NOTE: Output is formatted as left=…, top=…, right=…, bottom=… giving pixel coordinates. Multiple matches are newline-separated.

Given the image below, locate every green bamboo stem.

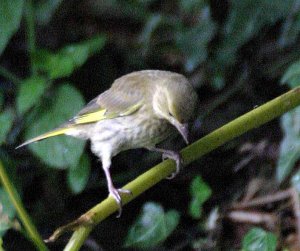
left=0, top=161, right=49, bottom=251
left=59, top=87, right=300, bottom=251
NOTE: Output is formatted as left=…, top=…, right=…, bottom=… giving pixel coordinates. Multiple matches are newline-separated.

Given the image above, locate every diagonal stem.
left=56, top=87, right=300, bottom=251
left=0, top=161, right=49, bottom=251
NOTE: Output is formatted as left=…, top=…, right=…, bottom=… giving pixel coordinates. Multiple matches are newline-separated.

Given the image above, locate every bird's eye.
left=168, top=112, right=174, bottom=117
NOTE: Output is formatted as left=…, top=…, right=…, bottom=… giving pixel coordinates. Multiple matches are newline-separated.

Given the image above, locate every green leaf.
left=16, top=76, right=48, bottom=115
left=281, top=59, right=300, bottom=88
left=211, top=73, right=226, bottom=90
left=291, top=170, right=300, bottom=193
left=0, top=188, right=16, bottom=237
left=176, top=6, right=216, bottom=72
left=25, top=83, right=86, bottom=169
left=124, top=202, right=180, bottom=249
left=67, top=154, right=91, bottom=194
left=33, top=35, right=106, bottom=79
left=0, top=0, right=25, bottom=56
left=189, top=175, right=212, bottom=219
left=279, top=7, right=300, bottom=47
left=276, top=107, right=300, bottom=183
left=34, top=0, right=63, bottom=25
left=242, top=227, right=277, bottom=251
left=0, top=109, right=14, bottom=145
left=216, top=0, right=294, bottom=67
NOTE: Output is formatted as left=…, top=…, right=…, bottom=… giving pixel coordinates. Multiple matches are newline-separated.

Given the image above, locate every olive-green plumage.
left=18, top=70, right=199, bottom=215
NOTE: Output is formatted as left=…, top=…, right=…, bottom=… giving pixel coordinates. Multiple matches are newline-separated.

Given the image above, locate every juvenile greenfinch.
left=18, top=70, right=199, bottom=215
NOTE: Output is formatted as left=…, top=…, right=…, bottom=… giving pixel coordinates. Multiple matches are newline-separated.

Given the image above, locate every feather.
left=16, top=127, right=72, bottom=149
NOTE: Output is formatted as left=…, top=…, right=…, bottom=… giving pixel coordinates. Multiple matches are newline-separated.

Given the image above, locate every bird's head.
left=152, top=74, right=199, bottom=144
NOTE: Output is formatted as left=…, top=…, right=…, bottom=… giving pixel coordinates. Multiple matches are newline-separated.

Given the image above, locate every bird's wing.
left=68, top=98, right=143, bottom=125
left=16, top=91, right=143, bottom=149
left=67, top=84, right=144, bottom=126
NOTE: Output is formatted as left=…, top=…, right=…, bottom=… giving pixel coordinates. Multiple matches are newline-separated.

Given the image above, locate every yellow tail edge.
left=16, top=127, right=71, bottom=149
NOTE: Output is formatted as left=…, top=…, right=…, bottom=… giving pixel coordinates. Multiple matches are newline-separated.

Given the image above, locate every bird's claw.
left=162, top=151, right=183, bottom=179
left=109, top=187, right=132, bottom=217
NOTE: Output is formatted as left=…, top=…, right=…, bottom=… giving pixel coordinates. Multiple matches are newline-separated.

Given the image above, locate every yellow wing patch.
left=72, top=109, right=107, bottom=124
left=71, top=101, right=143, bottom=125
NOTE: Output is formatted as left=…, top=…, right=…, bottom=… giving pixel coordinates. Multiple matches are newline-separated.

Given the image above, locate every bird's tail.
left=16, top=127, right=72, bottom=149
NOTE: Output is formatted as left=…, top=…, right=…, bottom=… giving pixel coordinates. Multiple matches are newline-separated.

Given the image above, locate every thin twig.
left=232, top=189, right=292, bottom=210
left=290, top=188, right=300, bottom=247
left=227, top=210, right=277, bottom=229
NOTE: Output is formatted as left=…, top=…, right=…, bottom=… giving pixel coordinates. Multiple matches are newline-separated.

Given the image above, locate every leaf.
left=281, top=59, right=300, bottom=88
left=216, top=0, right=294, bottom=66
left=16, top=76, right=48, bottom=115
left=188, top=175, right=212, bottom=219
left=34, top=0, right=63, bottom=25
left=0, top=188, right=16, bottom=237
left=211, top=73, right=226, bottom=90
left=33, top=35, right=107, bottom=79
left=25, top=83, right=86, bottom=169
left=242, top=227, right=277, bottom=251
left=176, top=6, right=216, bottom=72
left=0, top=0, right=25, bottom=56
left=0, top=109, right=14, bottom=145
left=124, top=202, right=180, bottom=249
left=291, top=170, right=300, bottom=193
left=276, top=106, right=300, bottom=183
left=67, top=154, right=91, bottom=194
left=278, top=3, right=300, bottom=47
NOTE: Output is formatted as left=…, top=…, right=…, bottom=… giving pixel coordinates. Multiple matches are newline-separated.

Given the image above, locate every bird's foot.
left=109, top=186, right=132, bottom=217
left=162, top=151, right=183, bottom=179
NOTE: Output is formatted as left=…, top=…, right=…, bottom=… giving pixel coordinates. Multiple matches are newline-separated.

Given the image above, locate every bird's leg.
left=101, top=156, right=132, bottom=217
left=147, top=147, right=183, bottom=179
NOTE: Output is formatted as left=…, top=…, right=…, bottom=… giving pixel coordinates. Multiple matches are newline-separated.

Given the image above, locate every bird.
left=17, top=70, right=199, bottom=216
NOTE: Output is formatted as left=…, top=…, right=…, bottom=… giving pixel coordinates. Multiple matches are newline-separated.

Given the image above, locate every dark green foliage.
left=1, top=0, right=300, bottom=249
left=25, top=84, right=85, bottom=169
left=67, top=153, right=91, bottom=194
left=242, top=227, right=277, bottom=251
left=34, top=0, right=63, bottom=25
left=0, top=0, right=24, bottom=55
left=32, top=35, right=106, bottom=79
left=276, top=106, right=300, bottom=182
left=216, top=0, right=294, bottom=66
left=16, top=76, right=48, bottom=115
left=124, top=202, right=180, bottom=249
left=0, top=189, right=16, bottom=237
left=292, top=170, right=300, bottom=192
left=188, top=175, right=212, bottom=219
left=0, top=109, right=14, bottom=145
left=0, top=93, right=3, bottom=110
left=281, top=59, right=300, bottom=88
left=176, top=7, right=216, bottom=72
left=277, top=72, right=300, bottom=182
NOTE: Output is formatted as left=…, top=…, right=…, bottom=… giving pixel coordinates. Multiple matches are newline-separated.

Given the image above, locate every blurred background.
left=0, top=0, right=300, bottom=250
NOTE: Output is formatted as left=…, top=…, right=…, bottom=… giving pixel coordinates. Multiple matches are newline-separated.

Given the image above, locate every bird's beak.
left=173, top=121, right=189, bottom=144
